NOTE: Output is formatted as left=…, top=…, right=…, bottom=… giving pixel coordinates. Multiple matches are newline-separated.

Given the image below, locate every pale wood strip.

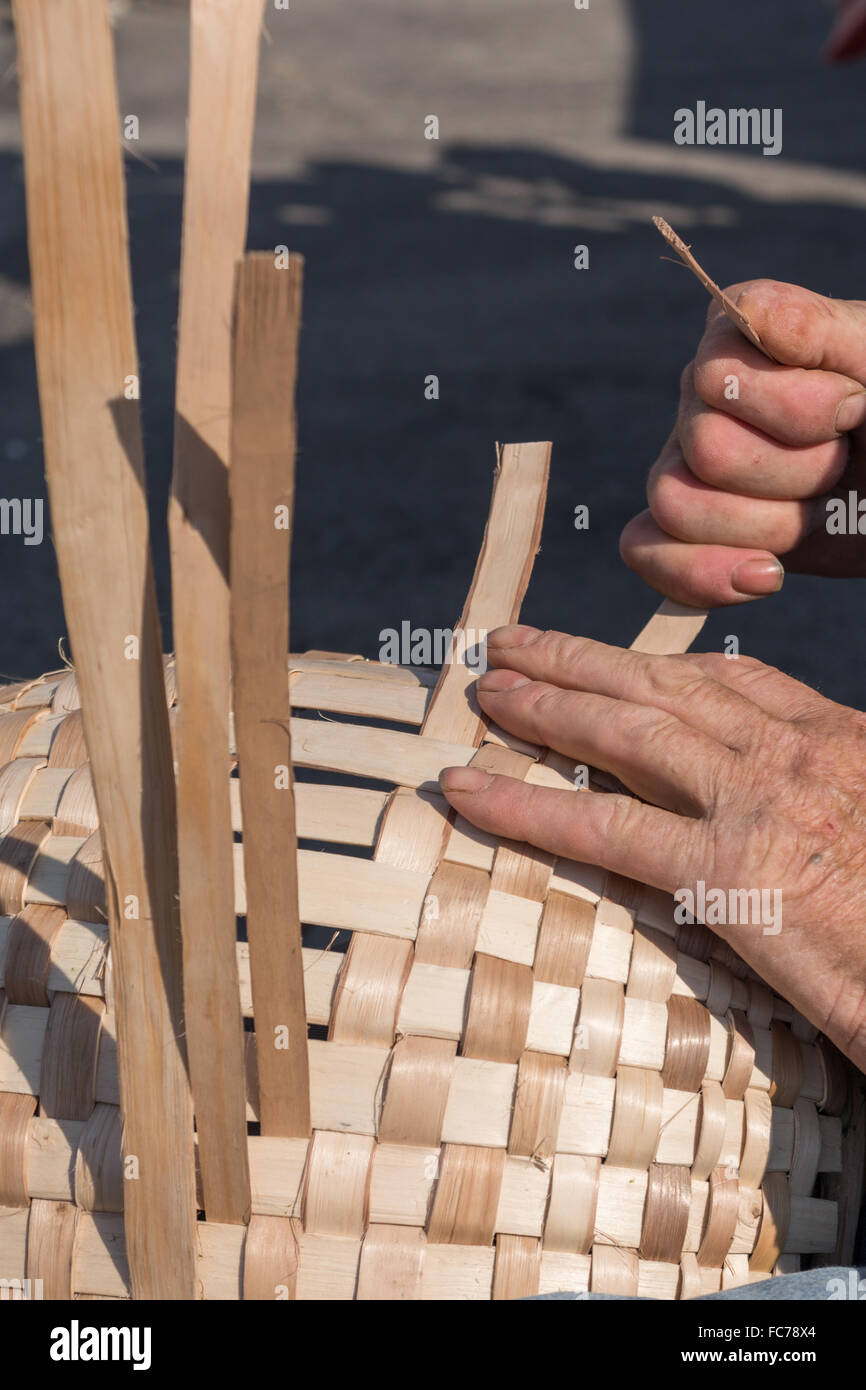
left=23, top=836, right=85, bottom=907
left=594, top=1165, right=647, bottom=1247
left=196, top=1220, right=245, bottom=1300
left=75, top=1102, right=123, bottom=1213
left=525, top=980, right=580, bottom=1056
left=427, top=1143, right=506, bottom=1245
left=640, top=1163, right=691, bottom=1262
left=492, top=1234, right=541, bottom=1300
left=630, top=598, right=708, bottom=656
left=357, top=1224, right=426, bottom=1301
left=557, top=1073, right=616, bottom=1158
left=290, top=716, right=472, bottom=789
left=235, top=845, right=429, bottom=936
left=538, top=1250, right=591, bottom=1295
left=413, top=860, right=489, bottom=968
left=533, top=889, right=594, bottom=988
left=39, top=992, right=104, bottom=1121
left=329, top=934, right=413, bottom=1047
left=0, top=1203, right=28, bottom=1281
left=247, top=1136, right=308, bottom=1218
left=418, top=1244, right=495, bottom=1300
left=253, top=781, right=386, bottom=846
left=396, top=962, right=469, bottom=1041
left=65, top=832, right=106, bottom=925
left=24, top=1118, right=83, bottom=1203
left=167, top=0, right=263, bottom=1226
left=45, top=919, right=109, bottom=999
left=462, top=953, right=532, bottom=1063
left=242, top=1214, right=300, bottom=1300
left=0, top=1000, right=48, bottom=1095
left=0, top=820, right=51, bottom=915
left=46, top=710, right=87, bottom=768
left=543, top=1154, right=600, bottom=1254
left=302, top=1131, right=375, bottom=1238
left=12, top=0, right=197, bottom=1295
left=750, top=1172, right=791, bottom=1271
left=508, top=1051, right=567, bottom=1160
left=73, top=1212, right=129, bottom=1298
left=441, top=1058, right=517, bottom=1149
left=378, top=1036, right=457, bottom=1148
left=19, top=767, right=74, bottom=823
left=290, top=671, right=427, bottom=724
left=0, top=1091, right=37, bottom=1205
left=368, top=1143, right=436, bottom=1226
left=53, top=765, right=98, bottom=837
left=422, top=443, right=551, bottom=747
left=369, top=443, right=550, bottom=874
left=26, top=1197, right=77, bottom=1299
left=0, top=760, right=46, bottom=837
left=606, top=1065, right=663, bottom=1170
left=3, top=905, right=66, bottom=1005
left=295, top=1233, right=361, bottom=1301
left=785, top=1194, right=837, bottom=1254
left=591, top=1244, right=639, bottom=1295
left=697, top=1167, right=739, bottom=1267
left=495, top=1156, right=550, bottom=1237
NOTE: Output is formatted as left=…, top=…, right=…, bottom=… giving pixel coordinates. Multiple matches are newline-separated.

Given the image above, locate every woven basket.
left=4, top=0, right=864, bottom=1303
left=0, top=441, right=863, bottom=1300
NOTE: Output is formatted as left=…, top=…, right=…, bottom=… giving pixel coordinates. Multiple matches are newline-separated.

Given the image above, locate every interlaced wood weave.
left=2, top=0, right=863, bottom=1303
left=0, top=442, right=862, bottom=1300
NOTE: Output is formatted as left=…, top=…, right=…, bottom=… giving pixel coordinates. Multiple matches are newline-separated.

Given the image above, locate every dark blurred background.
left=0, top=0, right=864, bottom=703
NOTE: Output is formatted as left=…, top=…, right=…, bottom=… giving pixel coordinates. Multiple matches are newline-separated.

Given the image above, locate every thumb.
left=724, top=279, right=866, bottom=384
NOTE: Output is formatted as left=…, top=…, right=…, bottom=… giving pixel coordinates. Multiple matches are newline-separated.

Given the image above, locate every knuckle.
left=691, top=352, right=728, bottom=407
left=638, top=654, right=703, bottom=702
left=682, top=411, right=735, bottom=487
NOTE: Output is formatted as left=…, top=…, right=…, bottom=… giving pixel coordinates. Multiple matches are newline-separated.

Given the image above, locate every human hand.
left=440, top=624, right=866, bottom=1071
left=620, top=280, right=866, bottom=605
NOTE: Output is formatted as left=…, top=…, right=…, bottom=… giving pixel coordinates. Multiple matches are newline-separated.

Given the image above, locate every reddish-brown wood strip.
left=230, top=252, right=310, bottom=1137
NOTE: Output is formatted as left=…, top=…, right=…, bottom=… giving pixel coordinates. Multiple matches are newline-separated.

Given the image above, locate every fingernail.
left=439, top=766, right=494, bottom=793
left=835, top=390, right=866, bottom=433
left=730, top=557, right=785, bottom=596
left=476, top=669, right=530, bottom=693
left=487, top=624, right=542, bottom=648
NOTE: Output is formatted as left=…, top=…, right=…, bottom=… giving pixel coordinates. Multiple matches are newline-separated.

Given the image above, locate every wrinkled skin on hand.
left=619, top=279, right=866, bottom=605
left=440, top=625, right=866, bottom=1072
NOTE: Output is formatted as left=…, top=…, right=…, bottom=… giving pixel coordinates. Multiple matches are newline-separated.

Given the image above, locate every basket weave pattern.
left=0, top=644, right=857, bottom=1300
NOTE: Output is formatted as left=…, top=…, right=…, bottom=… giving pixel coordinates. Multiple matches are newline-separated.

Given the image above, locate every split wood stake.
left=642, top=216, right=784, bottom=650
left=13, top=0, right=197, bottom=1298
left=229, top=253, right=311, bottom=1136
left=168, top=0, right=265, bottom=1224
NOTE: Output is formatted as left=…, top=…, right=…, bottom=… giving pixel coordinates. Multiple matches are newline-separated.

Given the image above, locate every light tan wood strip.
left=12, top=0, right=197, bottom=1297
left=167, top=0, right=263, bottom=1226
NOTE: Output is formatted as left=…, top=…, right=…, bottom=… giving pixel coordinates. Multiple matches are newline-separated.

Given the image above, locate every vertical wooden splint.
left=168, top=0, right=265, bottom=1226
left=12, top=0, right=197, bottom=1298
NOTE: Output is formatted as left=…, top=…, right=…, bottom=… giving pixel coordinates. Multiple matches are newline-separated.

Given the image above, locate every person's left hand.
left=439, top=623, right=866, bottom=1072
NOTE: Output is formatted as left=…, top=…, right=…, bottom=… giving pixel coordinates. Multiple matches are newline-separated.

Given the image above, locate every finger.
left=620, top=509, right=784, bottom=607
left=647, top=440, right=823, bottom=551
left=484, top=623, right=769, bottom=749
left=678, top=372, right=849, bottom=499
left=438, top=767, right=711, bottom=893
left=715, top=279, right=866, bottom=382
left=474, top=669, right=730, bottom=814
left=677, top=652, right=830, bottom=722
left=692, top=312, right=866, bottom=447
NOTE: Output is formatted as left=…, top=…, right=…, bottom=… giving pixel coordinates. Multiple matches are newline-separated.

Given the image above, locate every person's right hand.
left=620, top=280, right=866, bottom=606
